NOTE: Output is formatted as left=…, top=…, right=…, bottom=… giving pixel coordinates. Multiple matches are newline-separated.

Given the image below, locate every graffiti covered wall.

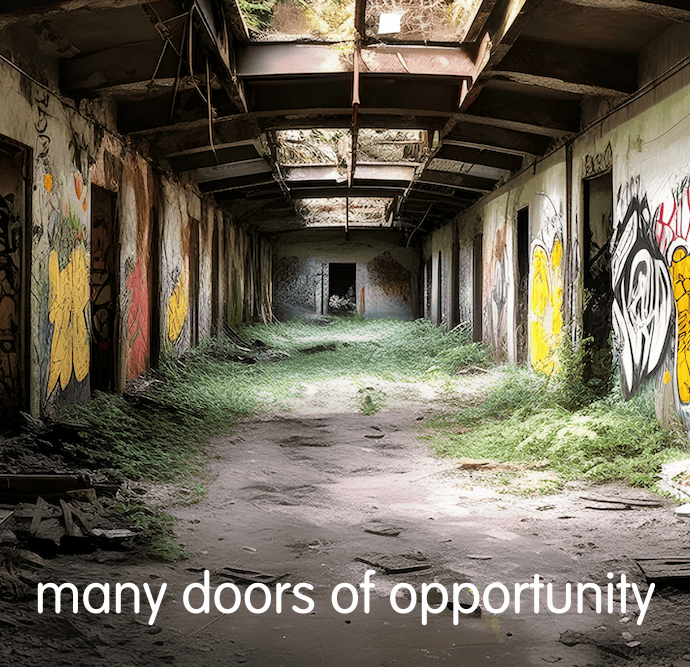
left=275, top=229, right=417, bottom=321
left=0, top=150, right=25, bottom=414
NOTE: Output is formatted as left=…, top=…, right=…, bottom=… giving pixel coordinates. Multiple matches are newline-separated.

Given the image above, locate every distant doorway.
left=0, top=139, right=28, bottom=419
left=90, top=186, right=118, bottom=392
left=516, top=206, right=529, bottom=363
left=583, top=171, right=614, bottom=393
left=328, top=263, right=356, bottom=314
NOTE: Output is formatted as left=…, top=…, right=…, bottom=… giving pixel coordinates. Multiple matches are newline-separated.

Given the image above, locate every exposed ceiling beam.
left=465, top=0, right=501, bottom=42
left=490, top=71, right=630, bottom=100
left=199, top=171, right=275, bottom=193
left=0, top=0, right=153, bottom=23
left=559, top=0, right=690, bottom=22
left=465, top=86, right=582, bottom=134
left=185, top=158, right=272, bottom=183
left=418, top=170, right=498, bottom=193
left=61, top=38, right=179, bottom=93
left=498, top=38, right=638, bottom=95
left=458, top=113, right=571, bottom=138
left=460, top=0, right=545, bottom=113
left=435, top=142, right=524, bottom=171
left=237, top=43, right=482, bottom=79
left=442, top=118, right=552, bottom=154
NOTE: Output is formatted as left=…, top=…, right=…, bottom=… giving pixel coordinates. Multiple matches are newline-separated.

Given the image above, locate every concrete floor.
left=7, top=383, right=690, bottom=667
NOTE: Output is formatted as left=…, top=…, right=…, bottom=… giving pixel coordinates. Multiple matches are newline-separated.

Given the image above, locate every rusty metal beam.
left=355, top=0, right=367, bottom=38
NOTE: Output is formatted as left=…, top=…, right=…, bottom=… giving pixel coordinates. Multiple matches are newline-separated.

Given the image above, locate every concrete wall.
left=274, top=229, right=418, bottom=321
left=424, top=27, right=690, bottom=429
left=0, top=52, right=272, bottom=420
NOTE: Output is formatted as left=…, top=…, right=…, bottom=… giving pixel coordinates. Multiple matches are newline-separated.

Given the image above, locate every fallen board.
left=0, top=474, right=91, bottom=501
left=635, top=557, right=690, bottom=581
left=355, top=553, right=432, bottom=574
left=0, top=509, right=13, bottom=532
left=219, top=567, right=288, bottom=585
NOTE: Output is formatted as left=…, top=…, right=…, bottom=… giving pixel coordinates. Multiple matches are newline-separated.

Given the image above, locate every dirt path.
left=4, top=380, right=690, bottom=666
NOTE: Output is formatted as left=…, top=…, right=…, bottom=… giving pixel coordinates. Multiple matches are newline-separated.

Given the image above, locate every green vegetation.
left=425, top=342, right=688, bottom=490
left=66, top=318, right=490, bottom=558
left=357, top=384, right=386, bottom=415
left=112, top=500, right=189, bottom=561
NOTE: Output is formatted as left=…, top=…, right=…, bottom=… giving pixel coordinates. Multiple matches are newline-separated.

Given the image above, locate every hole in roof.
left=276, top=129, right=349, bottom=166
left=296, top=197, right=393, bottom=227
left=358, top=129, right=427, bottom=163
left=365, top=0, right=484, bottom=43
left=239, top=0, right=355, bottom=42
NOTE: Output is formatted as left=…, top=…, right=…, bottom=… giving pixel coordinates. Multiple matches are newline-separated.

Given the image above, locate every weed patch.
left=426, top=361, right=688, bottom=490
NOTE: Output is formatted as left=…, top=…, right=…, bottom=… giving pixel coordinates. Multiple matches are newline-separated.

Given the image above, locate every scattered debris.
left=635, top=557, right=690, bottom=582
left=580, top=495, right=663, bottom=508
left=0, top=474, right=91, bottom=502
left=585, top=502, right=631, bottom=511
left=218, top=567, right=288, bottom=585
left=363, top=525, right=402, bottom=538
left=466, top=554, right=493, bottom=560
left=298, top=343, right=337, bottom=354
left=536, top=505, right=555, bottom=511
left=675, top=504, right=690, bottom=515
left=355, top=552, right=431, bottom=574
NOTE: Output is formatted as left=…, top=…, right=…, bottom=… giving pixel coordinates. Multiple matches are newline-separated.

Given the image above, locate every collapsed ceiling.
left=0, top=0, right=687, bottom=237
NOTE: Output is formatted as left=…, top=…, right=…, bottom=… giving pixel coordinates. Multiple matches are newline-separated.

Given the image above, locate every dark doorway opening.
left=0, top=139, right=28, bottom=420
left=328, top=263, right=356, bottom=314
left=189, top=217, right=200, bottom=346
left=435, top=251, right=443, bottom=326
left=90, top=186, right=119, bottom=392
left=149, top=205, right=161, bottom=368
left=583, top=172, right=614, bottom=393
left=424, top=258, right=432, bottom=320
left=473, top=234, right=483, bottom=342
left=516, top=206, right=530, bottom=363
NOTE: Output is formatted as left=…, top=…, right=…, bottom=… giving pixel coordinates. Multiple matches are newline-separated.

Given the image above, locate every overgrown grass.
left=426, top=360, right=689, bottom=490
left=243, top=317, right=493, bottom=385
left=65, top=318, right=490, bottom=558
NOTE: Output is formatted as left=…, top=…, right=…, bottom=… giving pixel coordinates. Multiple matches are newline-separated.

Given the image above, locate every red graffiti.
left=125, top=259, right=150, bottom=380
left=655, top=180, right=690, bottom=255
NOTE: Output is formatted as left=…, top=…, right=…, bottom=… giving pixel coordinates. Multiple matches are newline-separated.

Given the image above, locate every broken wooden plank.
left=0, top=474, right=91, bottom=501
left=355, top=553, right=432, bottom=574
left=29, top=497, right=48, bottom=537
left=219, top=567, right=288, bottom=585
left=635, top=557, right=690, bottom=581
left=363, top=525, right=402, bottom=538
left=585, top=503, right=631, bottom=511
left=581, top=495, right=663, bottom=508
left=0, top=509, right=14, bottom=533
left=59, top=500, right=83, bottom=538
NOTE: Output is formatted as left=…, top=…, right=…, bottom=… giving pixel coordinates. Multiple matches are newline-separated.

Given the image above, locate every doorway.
left=583, top=172, right=614, bottom=392
left=0, top=139, right=28, bottom=419
left=328, top=263, right=356, bottom=314
left=473, top=234, right=483, bottom=342
left=90, top=186, right=119, bottom=392
left=516, top=206, right=529, bottom=363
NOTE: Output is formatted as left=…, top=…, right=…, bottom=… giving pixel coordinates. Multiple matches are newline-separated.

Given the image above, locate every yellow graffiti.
left=664, top=369, right=672, bottom=385
left=167, top=271, right=188, bottom=342
left=48, top=246, right=90, bottom=392
left=44, top=174, right=53, bottom=192
left=671, top=246, right=690, bottom=403
left=530, top=238, right=563, bottom=375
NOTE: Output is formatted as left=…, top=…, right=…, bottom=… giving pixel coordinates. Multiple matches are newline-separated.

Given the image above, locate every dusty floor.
left=4, top=376, right=690, bottom=667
